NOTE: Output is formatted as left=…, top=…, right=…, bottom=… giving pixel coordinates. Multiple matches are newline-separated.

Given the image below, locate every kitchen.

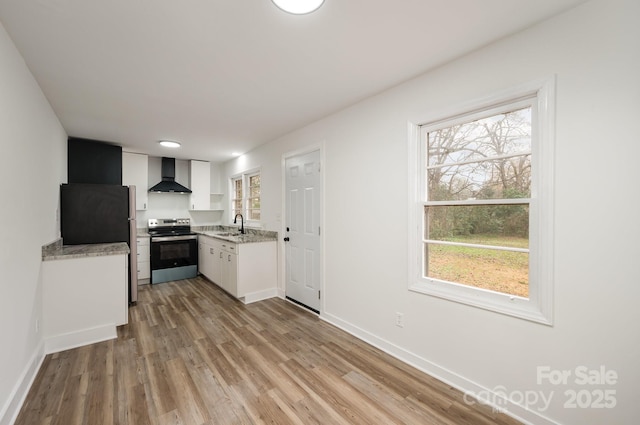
left=1, top=1, right=638, bottom=424
left=38, top=139, right=279, bottom=354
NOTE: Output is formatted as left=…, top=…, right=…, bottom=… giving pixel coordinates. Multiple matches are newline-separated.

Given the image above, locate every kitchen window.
left=230, top=169, right=261, bottom=223
left=408, top=78, right=555, bottom=324
left=231, top=177, right=243, bottom=218
left=247, top=173, right=261, bottom=220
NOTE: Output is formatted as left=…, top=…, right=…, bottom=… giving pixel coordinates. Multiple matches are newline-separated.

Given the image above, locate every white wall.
left=221, top=0, right=639, bottom=423
left=0, top=21, right=66, bottom=425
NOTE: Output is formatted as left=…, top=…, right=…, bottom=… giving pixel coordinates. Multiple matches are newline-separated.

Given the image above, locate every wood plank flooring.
left=15, top=277, right=522, bottom=425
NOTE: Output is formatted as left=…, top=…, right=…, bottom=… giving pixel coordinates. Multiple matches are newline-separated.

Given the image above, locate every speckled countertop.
left=42, top=238, right=130, bottom=261
left=192, top=225, right=277, bottom=244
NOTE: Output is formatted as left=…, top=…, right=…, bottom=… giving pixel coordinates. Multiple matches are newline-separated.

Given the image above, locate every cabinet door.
left=218, top=251, right=237, bottom=297
left=211, top=244, right=224, bottom=283
left=189, top=160, right=210, bottom=210
left=227, top=252, right=238, bottom=297
left=199, top=237, right=218, bottom=282
left=217, top=248, right=229, bottom=292
left=122, top=152, right=149, bottom=210
left=198, top=240, right=206, bottom=276
left=210, top=246, right=221, bottom=284
left=137, top=261, right=150, bottom=280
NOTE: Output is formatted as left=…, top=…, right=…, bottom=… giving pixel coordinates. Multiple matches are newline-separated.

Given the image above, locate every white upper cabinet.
left=189, top=160, right=210, bottom=210
left=122, top=152, right=149, bottom=210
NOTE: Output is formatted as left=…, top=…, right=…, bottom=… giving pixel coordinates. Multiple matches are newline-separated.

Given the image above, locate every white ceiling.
left=0, top=0, right=586, bottom=162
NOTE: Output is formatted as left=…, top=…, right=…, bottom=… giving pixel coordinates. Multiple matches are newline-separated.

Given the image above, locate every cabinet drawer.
left=217, top=241, right=236, bottom=254
left=137, top=237, right=150, bottom=246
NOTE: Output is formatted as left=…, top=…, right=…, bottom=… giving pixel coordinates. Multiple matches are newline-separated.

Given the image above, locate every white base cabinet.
left=136, top=236, right=150, bottom=282
left=199, top=236, right=221, bottom=284
left=198, top=235, right=276, bottom=303
left=42, top=254, right=128, bottom=353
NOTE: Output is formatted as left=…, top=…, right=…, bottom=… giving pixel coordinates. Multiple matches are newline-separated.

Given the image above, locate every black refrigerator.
left=60, top=183, right=138, bottom=303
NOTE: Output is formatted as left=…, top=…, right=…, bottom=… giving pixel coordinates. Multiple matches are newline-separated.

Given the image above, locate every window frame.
left=230, top=168, right=261, bottom=226
left=408, top=78, right=555, bottom=325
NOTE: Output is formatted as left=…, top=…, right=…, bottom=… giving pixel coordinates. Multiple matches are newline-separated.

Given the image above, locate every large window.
left=231, top=170, right=261, bottom=223
left=409, top=79, right=555, bottom=324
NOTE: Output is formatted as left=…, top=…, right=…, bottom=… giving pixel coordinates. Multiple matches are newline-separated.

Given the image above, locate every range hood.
left=148, top=157, right=192, bottom=193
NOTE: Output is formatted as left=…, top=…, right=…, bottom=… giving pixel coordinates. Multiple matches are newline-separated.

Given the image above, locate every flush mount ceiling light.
left=271, top=0, right=324, bottom=15
left=159, top=140, right=181, bottom=148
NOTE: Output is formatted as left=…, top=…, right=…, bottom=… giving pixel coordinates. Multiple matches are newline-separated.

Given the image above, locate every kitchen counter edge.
left=193, top=228, right=278, bottom=244
left=42, top=239, right=130, bottom=261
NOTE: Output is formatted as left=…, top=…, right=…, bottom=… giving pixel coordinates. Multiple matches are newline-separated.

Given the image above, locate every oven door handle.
left=151, top=235, right=198, bottom=242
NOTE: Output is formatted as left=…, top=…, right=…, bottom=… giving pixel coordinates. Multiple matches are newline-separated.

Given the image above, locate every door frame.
left=280, top=143, right=325, bottom=315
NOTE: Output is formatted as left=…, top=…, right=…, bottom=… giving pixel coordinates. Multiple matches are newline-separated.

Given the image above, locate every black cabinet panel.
left=68, top=137, right=122, bottom=185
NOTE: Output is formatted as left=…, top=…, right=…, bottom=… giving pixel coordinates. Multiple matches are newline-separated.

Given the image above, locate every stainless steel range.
left=148, top=218, right=198, bottom=284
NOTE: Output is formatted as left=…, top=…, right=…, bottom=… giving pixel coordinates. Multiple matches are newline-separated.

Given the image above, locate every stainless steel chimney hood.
left=148, top=157, right=192, bottom=193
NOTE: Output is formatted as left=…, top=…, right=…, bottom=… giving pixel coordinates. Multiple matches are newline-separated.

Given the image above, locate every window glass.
left=423, top=107, right=532, bottom=298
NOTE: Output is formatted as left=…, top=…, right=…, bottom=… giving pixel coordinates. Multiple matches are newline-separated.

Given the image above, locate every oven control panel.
left=148, top=218, right=191, bottom=228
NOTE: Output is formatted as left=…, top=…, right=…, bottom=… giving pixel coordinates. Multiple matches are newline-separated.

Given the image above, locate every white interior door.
left=285, top=150, right=321, bottom=312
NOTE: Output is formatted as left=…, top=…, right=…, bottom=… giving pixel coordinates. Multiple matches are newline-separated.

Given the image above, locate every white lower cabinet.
left=218, top=246, right=237, bottom=296
left=42, top=253, right=128, bottom=353
left=136, top=237, right=150, bottom=282
left=198, top=235, right=276, bottom=303
left=199, top=237, right=220, bottom=283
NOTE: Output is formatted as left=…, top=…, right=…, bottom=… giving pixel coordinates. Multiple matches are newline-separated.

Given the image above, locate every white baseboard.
left=242, top=288, right=278, bottom=304
left=0, top=341, right=45, bottom=425
left=44, top=323, right=117, bottom=355
left=321, top=311, right=559, bottom=425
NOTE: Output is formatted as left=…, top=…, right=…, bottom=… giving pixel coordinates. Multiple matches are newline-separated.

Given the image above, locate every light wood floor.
left=16, top=276, right=522, bottom=425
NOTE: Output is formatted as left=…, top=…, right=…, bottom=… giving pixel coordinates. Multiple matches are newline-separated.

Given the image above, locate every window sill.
left=409, top=279, right=552, bottom=325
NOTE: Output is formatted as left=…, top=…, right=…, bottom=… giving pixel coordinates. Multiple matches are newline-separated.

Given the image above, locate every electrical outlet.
left=395, top=312, right=404, bottom=328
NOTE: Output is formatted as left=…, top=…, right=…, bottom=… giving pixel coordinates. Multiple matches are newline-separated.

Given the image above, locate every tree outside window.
left=232, top=177, right=243, bottom=218
left=423, top=107, right=531, bottom=298
left=247, top=174, right=261, bottom=220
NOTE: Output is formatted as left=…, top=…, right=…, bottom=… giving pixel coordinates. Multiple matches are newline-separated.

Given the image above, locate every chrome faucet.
left=233, top=213, right=245, bottom=234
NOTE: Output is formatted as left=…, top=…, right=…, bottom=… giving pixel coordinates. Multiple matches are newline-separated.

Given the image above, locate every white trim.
left=426, top=198, right=531, bottom=206
left=44, top=323, right=117, bottom=354
left=241, top=288, right=278, bottom=304
left=230, top=166, right=261, bottom=180
left=320, top=311, right=560, bottom=425
left=408, top=77, right=555, bottom=325
left=0, top=341, right=45, bottom=425
left=425, top=239, right=529, bottom=253
left=426, top=150, right=531, bottom=171
left=410, top=85, right=541, bottom=130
